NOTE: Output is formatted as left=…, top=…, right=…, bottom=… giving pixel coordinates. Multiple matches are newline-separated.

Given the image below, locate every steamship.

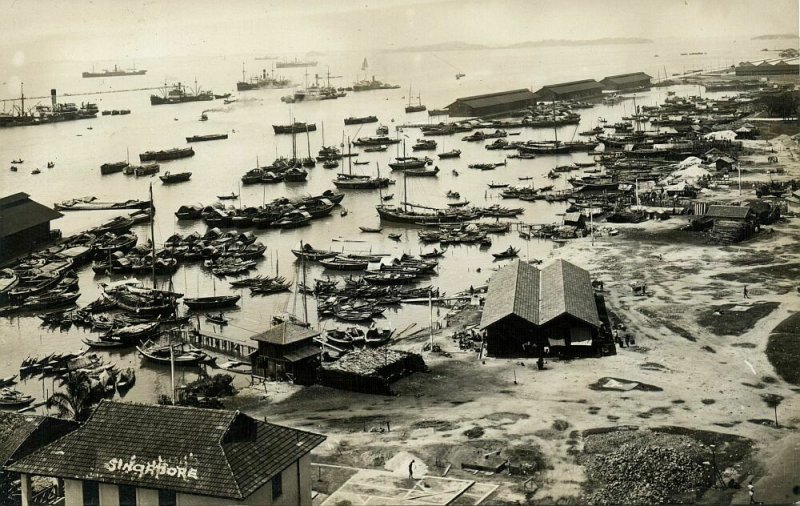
left=0, top=86, right=98, bottom=128
left=82, top=64, right=147, bottom=78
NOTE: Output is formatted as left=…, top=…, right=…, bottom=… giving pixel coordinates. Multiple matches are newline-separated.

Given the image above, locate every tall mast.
left=321, top=121, right=325, bottom=148
left=20, top=82, right=24, bottom=116
left=347, top=136, right=352, bottom=175
left=306, top=125, right=312, bottom=161
left=552, top=102, right=558, bottom=146
left=242, top=62, right=246, bottom=83
left=402, top=139, right=408, bottom=212
left=149, top=183, right=156, bottom=288
left=377, top=163, right=383, bottom=201
left=300, top=240, right=308, bottom=324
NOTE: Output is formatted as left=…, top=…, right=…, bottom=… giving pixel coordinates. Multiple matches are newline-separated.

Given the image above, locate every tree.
left=47, top=371, right=100, bottom=422
left=761, top=393, right=784, bottom=428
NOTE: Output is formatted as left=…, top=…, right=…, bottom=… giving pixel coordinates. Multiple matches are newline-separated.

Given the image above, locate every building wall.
left=0, top=222, right=51, bottom=263
left=603, top=79, right=650, bottom=90
left=448, top=99, right=536, bottom=117
left=534, top=88, right=603, bottom=101
left=39, top=459, right=309, bottom=506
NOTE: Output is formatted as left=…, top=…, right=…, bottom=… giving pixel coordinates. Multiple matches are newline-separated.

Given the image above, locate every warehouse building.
left=479, top=259, right=607, bottom=357
left=600, top=72, right=652, bottom=90
left=532, top=79, right=604, bottom=101
left=735, top=61, right=800, bottom=76
left=0, top=192, right=63, bottom=263
left=445, top=89, right=537, bottom=117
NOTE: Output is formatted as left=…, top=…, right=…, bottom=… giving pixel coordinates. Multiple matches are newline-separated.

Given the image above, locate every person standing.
left=743, top=285, right=749, bottom=299
left=747, top=481, right=755, bottom=504
left=408, top=460, right=415, bottom=480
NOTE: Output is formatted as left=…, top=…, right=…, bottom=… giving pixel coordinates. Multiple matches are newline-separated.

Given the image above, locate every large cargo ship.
left=236, top=65, right=291, bottom=91
left=276, top=58, right=318, bottom=68
left=150, top=82, right=214, bottom=106
left=82, top=64, right=146, bottom=78
left=0, top=87, right=97, bottom=128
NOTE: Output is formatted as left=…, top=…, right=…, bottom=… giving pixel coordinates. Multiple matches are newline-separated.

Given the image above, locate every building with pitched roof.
left=479, top=259, right=604, bottom=356
left=446, top=89, right=537, bottom=117
left=532, top=80, right=604, bottom=101
left=600, top=72, right=652, bottom=90
left=0, top=192, right=63, bottom=263
left=7, top=401, right=326, bottom=506
left=735, top=60, right=800, bottom=76
left=250, top=322, right=321, bottom=384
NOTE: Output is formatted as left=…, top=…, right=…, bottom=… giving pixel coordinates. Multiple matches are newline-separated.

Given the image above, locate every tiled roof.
left=601, top=72, right=652, bottom=85
left=0, top=193, right=63, bottom=238
left=479, top=260, right=539, bottom=328
left=480, top=259, right=600, bottom=330
left=8, top=401, right=325, bottom=500
left=250, top=322, right=321, bottom=345
left=706, top=205, right=752, bottom=219
left=450, top=89, right=536, bottom=110
left=535, top=80, right=603, bottom=96
left=0, top=413, right=77, bottom=467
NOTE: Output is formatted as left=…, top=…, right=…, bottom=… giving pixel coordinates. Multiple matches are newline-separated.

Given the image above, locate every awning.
left=282, top=344, right=321, bottom=362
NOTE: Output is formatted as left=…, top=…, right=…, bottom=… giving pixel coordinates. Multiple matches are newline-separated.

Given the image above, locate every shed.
left=479, top=259, right=603, bottom=357
left=532, top=80, right=604, bottom=101
left=715, top=156, right=736, bottom=171
left=250, top=322, right=321, bottom=384
left=446, top=89, right=537, bottom=117
left=0, top=193, right=63, bottom=263
left=563, top=212, right=586, bottom=228
left=600, top=72, right=652, bottom=90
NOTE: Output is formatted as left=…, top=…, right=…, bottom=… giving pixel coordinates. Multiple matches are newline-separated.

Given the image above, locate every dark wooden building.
left=0, top=413, right=78, bottom=470
left=446, top=89, right=537, bottom=117
left=479, top=259, right=602, bottom=357
left=0, top=192, right=63, bottom=263
left=532, top=79, right=604, bottom=101
left=600, top=72, right=652, bottom=90
left=250, top=322, right=321, bottom=385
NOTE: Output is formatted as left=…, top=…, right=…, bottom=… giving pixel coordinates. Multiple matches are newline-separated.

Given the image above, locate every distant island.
left=388, top=37, right=653, bottom=52
left=752, top=34, right=799, bottom=40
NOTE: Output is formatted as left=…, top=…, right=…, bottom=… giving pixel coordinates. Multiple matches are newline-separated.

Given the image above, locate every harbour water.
left=0, top=38, right=773, bottom=406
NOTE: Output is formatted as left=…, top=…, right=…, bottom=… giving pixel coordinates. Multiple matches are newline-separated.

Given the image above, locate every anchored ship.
left=150, top=81, right=214, bottom=106
left=0, top=86, right=97, bottom=128
left=236, top=64, right=291, bottom=91
left=82, top=64, right=146, bottom=78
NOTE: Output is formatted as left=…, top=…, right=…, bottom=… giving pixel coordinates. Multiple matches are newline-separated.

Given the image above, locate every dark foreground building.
left=480, top=259, right=604, bottom=357
left=0, top=192, right=62, bottom=263
left=532, top=79, right=604, bottom=101
left=446, top=89, right=537, bottom=117
left=7, top=401, right=326, bottom=506
left=600, top=72, right=652, bottom=90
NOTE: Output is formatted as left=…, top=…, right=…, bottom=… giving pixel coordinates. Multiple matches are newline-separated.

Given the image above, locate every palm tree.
left=47, top=371, right=100, bottom=422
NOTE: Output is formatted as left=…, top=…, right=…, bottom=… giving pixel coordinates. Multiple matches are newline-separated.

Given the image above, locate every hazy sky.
left=2, top=0, right=798, bottom=62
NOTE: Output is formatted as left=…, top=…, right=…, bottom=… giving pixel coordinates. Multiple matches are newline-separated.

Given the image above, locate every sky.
left=2, top=0, right=797, bottom=62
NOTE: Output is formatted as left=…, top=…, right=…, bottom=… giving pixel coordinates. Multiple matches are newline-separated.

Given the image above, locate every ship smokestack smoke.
left=51, top=89, right=57, bottom=109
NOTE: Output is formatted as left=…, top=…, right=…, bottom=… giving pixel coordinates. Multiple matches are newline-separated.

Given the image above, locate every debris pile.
left=582, top=430, right=709, bottom=504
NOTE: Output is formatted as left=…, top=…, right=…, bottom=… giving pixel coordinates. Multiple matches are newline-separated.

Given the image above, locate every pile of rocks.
left=582, top=430, right=711, bottom=504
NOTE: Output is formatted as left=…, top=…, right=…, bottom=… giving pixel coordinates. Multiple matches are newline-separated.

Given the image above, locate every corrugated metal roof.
left=534, top=80, right=603, bottom=96
left=479, top=260, right=539, bottom=329
left=0, top=196, right=63, bottom=238
left=480, top=259, right=600, bottom=330
left=601, top=72, right=652, bottom=85
left=282, top=344, right=322, bottom=362
left=0, top=192, right=30, bottom=208
left=705, top=205, right=752, bottom=219
left=8, top=401, right=326, bottom=500
left=449, top=89, right=536, bottom=111
left=250, top=321, right=320, bottom=345
left=539, top=260, right=601, bottom=327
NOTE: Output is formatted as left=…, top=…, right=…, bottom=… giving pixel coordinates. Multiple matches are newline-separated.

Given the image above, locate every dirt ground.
left=237, top=135, right=800, bottom=504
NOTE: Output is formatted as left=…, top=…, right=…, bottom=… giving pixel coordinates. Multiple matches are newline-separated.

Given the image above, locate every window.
left=82, top=481, right=100, bottom=506
left=158, top=489, right=177, bottom=506
left=271, top=474, right=283, bottom=500
left=119, top=485, right=137, bottom=506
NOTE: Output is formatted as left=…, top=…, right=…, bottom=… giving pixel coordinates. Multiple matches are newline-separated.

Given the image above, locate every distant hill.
left=388, top=37, right=652, bottom=53
left=386, top=41, right=490, bottom=52
left=506, top=37, right=653, bottom=48
left=752, top=34, right=799, bottom=40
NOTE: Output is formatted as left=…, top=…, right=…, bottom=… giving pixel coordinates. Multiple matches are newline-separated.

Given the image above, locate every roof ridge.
left=218, top=411, right=244, bottom=499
